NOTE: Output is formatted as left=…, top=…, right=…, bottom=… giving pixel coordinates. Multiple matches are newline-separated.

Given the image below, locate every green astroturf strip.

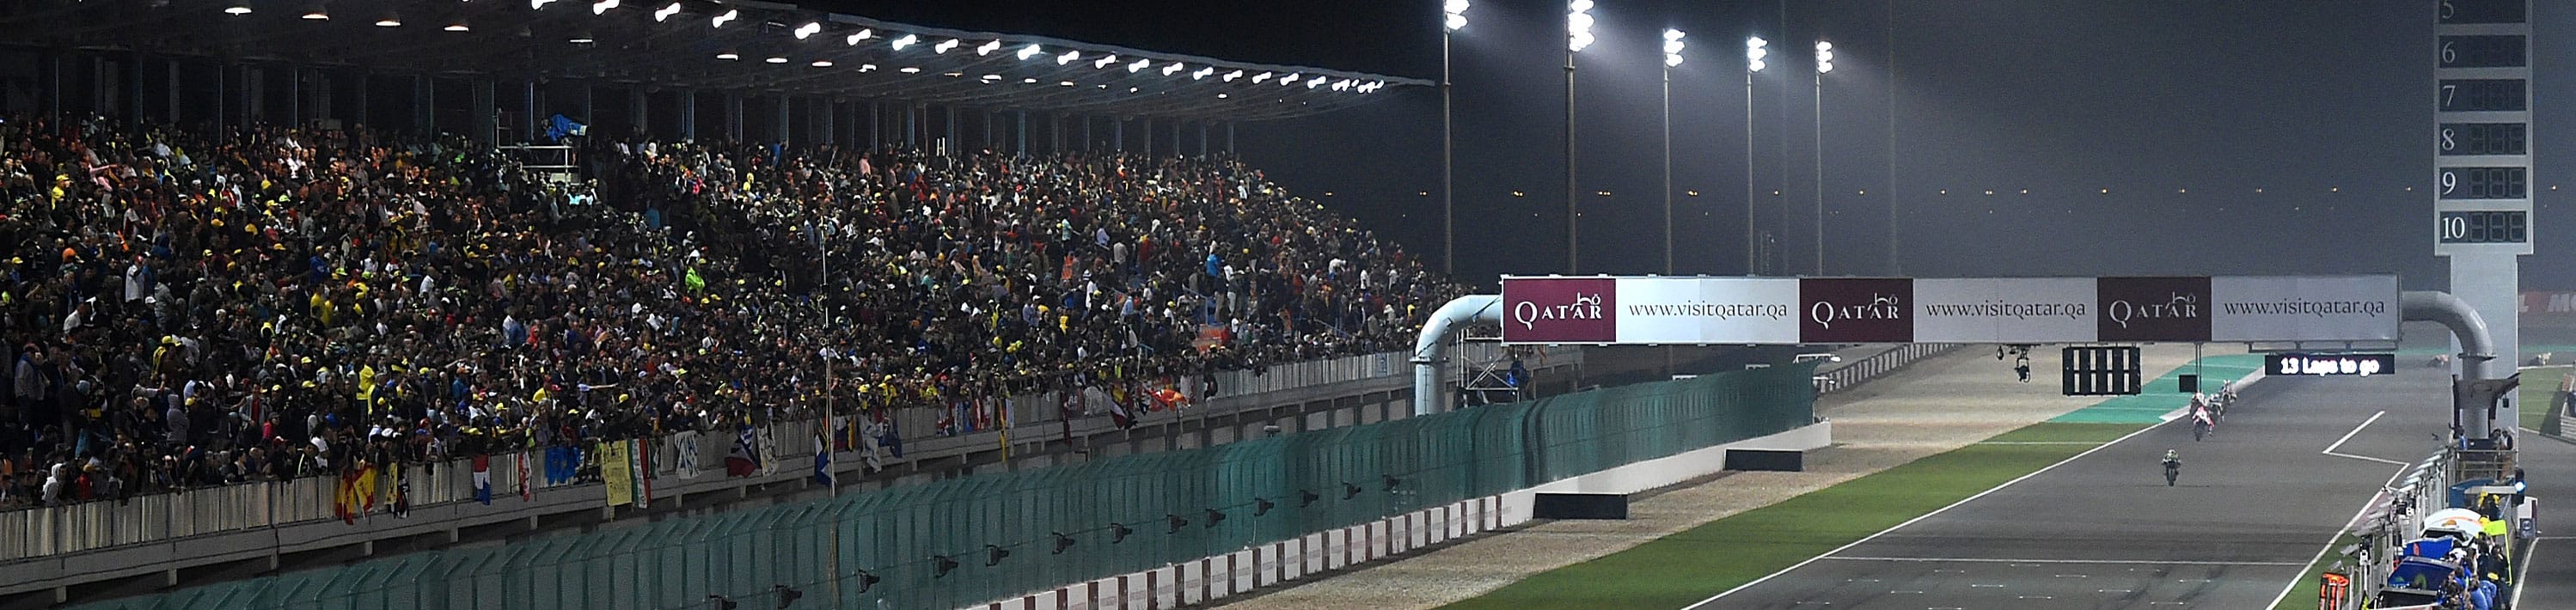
left=2524, top=366, right=2567, bottom=434
left=1439, top=422, right=2148, bottom=610
left=2271, top=534, right=2365, bottom=610
left=2050, top=354, right=2267, bottom=424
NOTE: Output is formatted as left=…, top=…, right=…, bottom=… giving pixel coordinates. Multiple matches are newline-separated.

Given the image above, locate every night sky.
left=822, top=0, right=2571, bottom=293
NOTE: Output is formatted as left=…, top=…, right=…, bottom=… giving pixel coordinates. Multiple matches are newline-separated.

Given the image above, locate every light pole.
left=1443, top=0, right=1467, bottom=276
left=1814, top=40, right=1833, bottom=276
left=1745, top=36, right=1766, bottom=275
left=1663, top=29, right=1684, bottom=277
left=1566, top=0, right=1594, bottom=275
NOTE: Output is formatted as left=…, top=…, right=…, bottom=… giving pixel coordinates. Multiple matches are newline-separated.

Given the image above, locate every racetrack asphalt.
left=1694, top=372, right=2451, bottom=609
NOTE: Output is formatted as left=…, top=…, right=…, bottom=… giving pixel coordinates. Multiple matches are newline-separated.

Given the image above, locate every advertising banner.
left=1800, top=278, right=1916, bottom=343
left=1912, top=278, right=2099, bottom=344
left=1612, top=277, right=1800, bottom=344
left=2097, top=277, right=2212, bottom=342
left=1501, top=275, right=2402, bottom=345
left=2210, top=276, right=2401, bottom=342
left=1501, top=277, right=1617, bottom=344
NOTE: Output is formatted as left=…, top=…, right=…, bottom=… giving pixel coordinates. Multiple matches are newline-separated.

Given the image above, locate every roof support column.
left=352, top=70, right=369, bottom=129
left=579, top=82, right=594, bottom=131
left=944, top=104, right=958, bottom=154
left=629, top=87, right=649, bottom=141
left=213, top=61, right=228, bottom=134
left=818, top=98, right=836, bottom=147
left=1172, top=120, right=1182, bottom=159
left=1226, top=122, right=1236, bottom=155
left=722, top=91, right=743, bottom=143
left=165, top=57, right=181, bottom=125
left=1113, top=118, right=1124, bottom=152
left=866, top=101, right=881, bottom=149
left=92, top=54, right=111, bottom=120
left=125, top=52, right=147, bottom=131
left=242, top=64, right=263, bottom=126
left=287, top=65, right=303, bottom=127
left=774, top=95, right=790, bottom=144
left=1016, top=110, right=1028, bottom=157
left=523, top=80, right=540, bottom=143
left=471, top=79, right=497, bottom=144
left=39, top=51, right=60, bottom=121
left=310, top=70, right=332, bottom=125
left=412, top=75, right=433, bottom=136
left=1081, top=114, right=1092, bottom=152
left=1197, top=123, right=1208, bottom=158
left=677, top=89, right=697, bottom=141
left=1142, top=117, right=1153, bottom=157
left=904, top=102, right=919, bottom=149
left=982, top=109, right=994, bottom=152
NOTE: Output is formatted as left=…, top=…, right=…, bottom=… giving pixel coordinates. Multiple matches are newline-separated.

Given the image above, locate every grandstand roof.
left=2, top=0, right=1429, bottom=123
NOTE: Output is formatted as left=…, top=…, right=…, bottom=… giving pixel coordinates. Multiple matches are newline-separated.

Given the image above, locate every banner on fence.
left=673, top=430, right=701, bottom=479
left=632, top=438, right=652, bottom=509
left=600, top=441, right=633, bottom=508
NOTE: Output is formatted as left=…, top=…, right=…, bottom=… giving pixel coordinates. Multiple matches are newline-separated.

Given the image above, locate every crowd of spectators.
left=0, top=114, right=1459, bottom=510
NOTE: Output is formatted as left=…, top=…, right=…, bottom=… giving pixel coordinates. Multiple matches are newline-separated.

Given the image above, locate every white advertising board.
left=2209, top=275, right=2402, bottom=343
left=1612, top=278, right=1801, bottom=344
left=1912, top=278, right=2099, bottom=344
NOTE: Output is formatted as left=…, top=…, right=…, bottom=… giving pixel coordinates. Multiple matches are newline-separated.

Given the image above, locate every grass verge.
left=1438, top=422, right=2144, bottom=610
left=2269, top=534, right=2364, bottom=610
left=2520, top=366, right=2567, bottom=434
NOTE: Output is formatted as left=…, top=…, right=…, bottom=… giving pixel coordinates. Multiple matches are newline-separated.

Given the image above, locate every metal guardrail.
left=1814, top=344, right=1963, bottom=395
left=0, top=349, right=1515, bottom=565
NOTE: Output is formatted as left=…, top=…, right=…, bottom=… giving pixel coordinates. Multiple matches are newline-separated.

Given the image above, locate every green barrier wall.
left=80, top=363, right=1817, bottom=610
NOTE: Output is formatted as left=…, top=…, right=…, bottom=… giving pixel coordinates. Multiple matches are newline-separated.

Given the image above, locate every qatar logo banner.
left=2097, top=277, right=2212, bottom=342
left=1800, top=278, right=1915, bottom=343
left=2209, top=275, right=2399, bottom=342
left=1502, top=277, right=1617, bottom=343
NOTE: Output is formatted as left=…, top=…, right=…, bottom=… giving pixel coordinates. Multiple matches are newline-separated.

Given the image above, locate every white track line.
left=2262, top=458, right=2412, bottom=608
left=2321, top=411, right=2408, bottom=466
left=2513, top=537, right=2541, bottom=609
left=1822, top=556, right=2304, bottom=567
left=1680, top=419, right=2169, bottom=609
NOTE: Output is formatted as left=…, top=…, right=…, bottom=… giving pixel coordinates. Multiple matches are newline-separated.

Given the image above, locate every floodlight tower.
left=1566, top=0, right=1594, bottom=274
left=1662, top=28, right=1685, bottom=276
left=1745, top=35, right=1766, bottom=274
left=1813, top=40, right=1833, bottom=275
left=1443, top=0, right=1469, bottom=275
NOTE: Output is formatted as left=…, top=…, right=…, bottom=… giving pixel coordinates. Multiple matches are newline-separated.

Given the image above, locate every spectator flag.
left=811, top=432, right=835, bottom=486
left=725, top=425, right=762, bottom=477
left=390, top=470, right=412, bottom=518
left=517, top=449, right=535, bottom=502
left=860, top=415, right=887, bottom=472
left=674, top=430, right=702, bottom=479
left=471, top=454, right=493, bottom=505
left=633, top=439, right=652, bottom=509
left=875, top=411, right=904, bottom=459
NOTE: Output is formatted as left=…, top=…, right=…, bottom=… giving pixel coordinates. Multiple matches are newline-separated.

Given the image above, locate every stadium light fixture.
left=846, top=28, right=874, bottom=46
left=1127, top=58, right=1151, bottom=73
left=223, top=2, right=251, bottom=15
left=1306, top=77, right=1325, bottom=89
left=1567, top=0, right=1594, bottom=52
left=375, top=13, right=401, bottom=27
left=715, top=50, right=740, bottom=60
left=569, top=32, right=595, bottom=44
left=1161, top=62, right=1184, bottom=76
left=1252, top=71, right=1273, bottom=83
left=812, top=59, right=836, bottom=67
left=1332, top=78, right=1352, bottom=91
left=1016, top=44, right=1042, bottom=60
left=1444, top=0, right=1470, bottom=31
left=300, top=3, right=328, bottom=20
left=652, top=2, right=680, bottom=21
left=765, top=56, right=788, bottom=64
left=898, top=66, right=921, bottom=73
left=1092, top=54, right=1117, bottom=69
left=1814, top=40, right=1833, bottom=73
left=590, top=0, right=616, bottom=15
left=1279, top=73, right=1301, bottom=85
left=1222, top=70, right=1245, bottom=82
left=1191, top=67, right=1215, bottom=80
left=710, top=9, right=737, bottom=27
left=1217, top=93, right=1230, bottom=99
left=934, top=39, right=960, bottom=53
left=859, top=64, right=877, bottom=71
left=1059, top=81, right=1076, bottom=87
left=1056, top=50, right=1080, bottom=65
left=1024, top=77, right=1037, bottom=83
left=529, top=0, right=554, bottom=10
left=444, top=19, right=470, bottom=32
left=1746, top=36, right=1767, bottom=72
left=982, top=74, right=1003, bottom=82
left=890, top=34, right=917, bottom=50
left=976, top=40, right=1001, bottom=56
left=1664, top=29, right=1686, bottom=67
left=793, top=21, right=821, bottom=40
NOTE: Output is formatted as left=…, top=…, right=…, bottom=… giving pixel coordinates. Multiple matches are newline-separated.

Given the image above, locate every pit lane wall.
left=64, top=361, right=1816, bottom=610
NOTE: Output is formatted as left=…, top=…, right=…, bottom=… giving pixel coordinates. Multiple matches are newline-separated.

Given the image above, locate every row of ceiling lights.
left=220, top=1, right=1386, bottom=94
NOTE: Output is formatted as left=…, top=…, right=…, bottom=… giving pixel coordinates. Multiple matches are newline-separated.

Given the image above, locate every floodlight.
left=1222, top=70, right=1244, bottom=82
left=715, top=51, right=740, bottom=60
left=1747, top=36, right=1768, bottom=72
left=375, top=13, right=401, bottom=27
left=890, top=34, right=916, bottom=50
left=1566, top=0, right=1594, bottom=52
left=765, top=56, right=787, bottom=64
left=1814, top=40, right=1833, bottom=73
left=569, top=33, right=595, bottom=44
left=1093, top=55, right=1117, bottom=69
left=1306, top=77, right=1325, bottom=89
left=934, top=39, right=959, bottom=53
left=1059, top=81, right=1076, bottom=87
left=301, top=3, right=328, bottom=20
left=709, top=9, right=736, bottom=27
left=1664, top=28, right=1685, bottom=66
left=1447, top=14, right=1467, bottom=31
left=1056, top=50, right=1080, bottom=65
left=1162, top=62, right=1184, bottom=76
left=860, top=64, right=877, bottom=71
left=1128, top=58, right=1152, bottom=73
left=444, top=20, right=469, bottom=31
left=1252, top=71, right=1273, bottom=83
left=590, top=0, right=616, bottom=15
left=898, top=66, right=921, bottom=73
left=1332, top=78, right=1351, bottom=90
left=976, top=40, right=1001, bottom=56
left=846, top=29, right=874, bottom=45
left=223, top=2, right=251, bottom=15
left=1217, top=93, right=1230, bottom=99
left=1279, top=73, right=1300, bottom=85
left=1016, top=44, right=1042, bottom=59
left=811, top=60, right=834, bottom=67
left=528, top=0, right=553, bottom=9
left=1190, top=67, right=1214, bottom=80
left=792, top=21, right=820, bottom=40
left=652, top=2, right=679, bottom=21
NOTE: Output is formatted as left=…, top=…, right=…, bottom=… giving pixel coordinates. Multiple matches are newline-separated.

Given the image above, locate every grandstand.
left=0, top=1, right=1602, bottom=607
